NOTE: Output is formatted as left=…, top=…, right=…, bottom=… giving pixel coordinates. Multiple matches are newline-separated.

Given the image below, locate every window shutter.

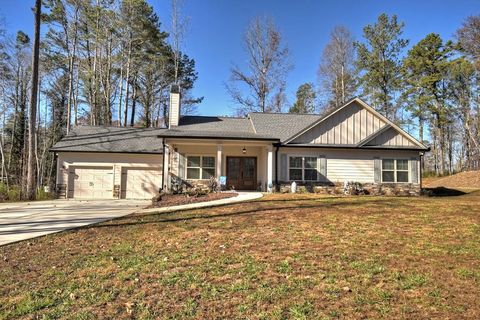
left=280, top=154, right=287, bottom=182
left=318, top=155, right=326, bottom=182
left=410, top=157, right=418, bottom=184
left=374, top=157, right=381, bottom=183
left=178, top=154, right=186, bottom=180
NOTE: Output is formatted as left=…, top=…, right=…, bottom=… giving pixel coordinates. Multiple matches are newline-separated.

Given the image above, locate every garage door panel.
left=69, top=167, right=113, bottom=199
left=123, top=168, right=161, bottom=199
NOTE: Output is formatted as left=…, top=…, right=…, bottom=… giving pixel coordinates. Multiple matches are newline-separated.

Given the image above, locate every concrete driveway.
left=0, top=199, right=149, bottom=246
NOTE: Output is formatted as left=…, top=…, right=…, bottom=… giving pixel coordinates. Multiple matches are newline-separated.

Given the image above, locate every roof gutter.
left=48, top=149, right=163, bottom=155
left=156, top=135, right=279, bottom=142
left=278, top=143, right=430, bottom=152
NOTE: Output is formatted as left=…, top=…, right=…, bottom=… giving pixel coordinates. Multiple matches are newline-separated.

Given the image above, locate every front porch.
left=164, top=139, right=274, bottom=192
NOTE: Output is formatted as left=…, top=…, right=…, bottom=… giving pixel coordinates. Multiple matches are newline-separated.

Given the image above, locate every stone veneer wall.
left=56, top=184, right=67, bottom=198
left=113, top=184, right=121, bottom=199
left=277, top=182, right=421, bottom=196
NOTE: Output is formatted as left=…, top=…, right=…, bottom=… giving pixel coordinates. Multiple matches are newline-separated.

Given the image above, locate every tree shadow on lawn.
left=422, top=187, right=469, bottom=197
left=85, top=198, right=397, bottom=230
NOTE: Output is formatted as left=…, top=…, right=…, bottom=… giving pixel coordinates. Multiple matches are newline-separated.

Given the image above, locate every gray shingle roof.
left=248, top=112, right=322, bottom=142
left=51, top=99, right=427, bottom=153
left=51, top=113, right=324, bottom=153
left=160, top=116, right=277, bottom=140
left=50, top=126, right=166, bottom=153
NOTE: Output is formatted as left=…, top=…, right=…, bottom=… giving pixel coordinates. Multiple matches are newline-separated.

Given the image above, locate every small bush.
left=0, top=183, right=54, bottom=202
left=36, top=187, right=53, bottom=201
left=0, top=183, right=21, bottom=202
left=297, top=186, right=308, bottom=194
left=208, top=177, right=219, bottom=193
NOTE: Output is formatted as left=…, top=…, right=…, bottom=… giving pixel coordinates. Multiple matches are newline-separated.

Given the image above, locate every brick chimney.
left=169, top=84, right=181, bottom=128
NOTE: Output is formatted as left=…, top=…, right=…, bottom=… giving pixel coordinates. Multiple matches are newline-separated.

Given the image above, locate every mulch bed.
left=148, top=192, right=237, bottom=208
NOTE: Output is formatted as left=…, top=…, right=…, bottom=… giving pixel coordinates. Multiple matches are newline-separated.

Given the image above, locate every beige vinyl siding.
left=290, top=101, right=419, bottom=148
left=327, top=158, right=374, bottom=183
left=292, top=102, right=387, bottom=145
left=278, top=147, right=420, bottom=184
left=365, top=127, right=415, bottom=147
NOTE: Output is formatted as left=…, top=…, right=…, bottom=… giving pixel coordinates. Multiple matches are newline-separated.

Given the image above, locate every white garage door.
left=69, top=167, right=113, bottom=199
left=123, top=168, right=161, bottom=199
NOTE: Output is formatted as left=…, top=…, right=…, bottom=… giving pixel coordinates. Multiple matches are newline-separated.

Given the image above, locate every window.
left=186, top=156, right=215, bottom=180
left=382, top=159, right=409, bottom=183
left=289, top=156, right=318, bottom=181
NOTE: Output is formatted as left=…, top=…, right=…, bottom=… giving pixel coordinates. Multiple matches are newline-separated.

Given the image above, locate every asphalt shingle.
left=50, top=126, right=166, bottom=153
left=248, top=112, right=322, bottom=142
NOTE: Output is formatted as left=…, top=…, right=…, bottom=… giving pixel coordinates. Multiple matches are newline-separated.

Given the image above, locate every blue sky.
left=0, top=0, right=478, bottom=116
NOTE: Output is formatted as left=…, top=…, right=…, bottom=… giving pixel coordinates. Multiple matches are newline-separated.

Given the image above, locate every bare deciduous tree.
left=318, top=25, right=357, bottom=111
left=171, top=0, right=188, bottom=85
left=227, top=16, right=292, bottom=115
left=456, top=15, right=480, bottom=70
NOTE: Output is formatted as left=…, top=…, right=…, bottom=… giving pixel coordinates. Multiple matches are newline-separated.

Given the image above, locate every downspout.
left=419, top=152, right=424, bottom=192
left=54, top=152, right=59, bottom=197
left=274, top=143, right=280, bottom=191
left=161, top=137, right=165, bottom=191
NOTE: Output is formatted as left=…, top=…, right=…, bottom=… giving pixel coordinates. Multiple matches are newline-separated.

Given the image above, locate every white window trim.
left=185, top=154, right=216, bottom=180
left=287, top=155, right=319, bottom=182
left=381, top=158, right=410, bottom=183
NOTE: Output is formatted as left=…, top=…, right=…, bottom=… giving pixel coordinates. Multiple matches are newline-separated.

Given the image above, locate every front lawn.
left=1, top=191, right=480, bottom=319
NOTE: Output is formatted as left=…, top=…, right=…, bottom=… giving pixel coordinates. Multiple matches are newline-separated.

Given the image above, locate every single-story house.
left=51, top=89, right=429, bottom=199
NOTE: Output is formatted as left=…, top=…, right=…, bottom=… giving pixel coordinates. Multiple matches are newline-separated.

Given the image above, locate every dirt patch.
left=424, top=170, right=480, bottom=189
left=148, top=192, right=237, bottom=208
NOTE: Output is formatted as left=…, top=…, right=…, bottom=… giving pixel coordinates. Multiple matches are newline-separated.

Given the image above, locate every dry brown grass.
left=424, top=170, right=480, bottom=189
left=1, top=191, right=480, bottom=319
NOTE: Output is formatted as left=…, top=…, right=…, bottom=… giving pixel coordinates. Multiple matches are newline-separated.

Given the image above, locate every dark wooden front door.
left=226, top=157, right=257, bottom=190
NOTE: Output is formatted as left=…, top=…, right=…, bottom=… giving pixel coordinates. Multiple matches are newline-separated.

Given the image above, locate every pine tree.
left=289, top=83, right=316, bottom=114
left=355, top=13, right=408, bottom=120
left=402, top=33, right=454, bottom=174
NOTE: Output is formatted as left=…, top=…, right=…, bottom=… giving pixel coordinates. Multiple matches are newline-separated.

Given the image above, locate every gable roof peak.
left=282, top=97, right=428, bottom=150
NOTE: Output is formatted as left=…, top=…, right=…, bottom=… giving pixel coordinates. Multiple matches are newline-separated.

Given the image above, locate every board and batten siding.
left=365, top=127, right=415, bottom=147
left=292, top=102, right=387, bottom=145
left=278, top=148, right=420, bottom=184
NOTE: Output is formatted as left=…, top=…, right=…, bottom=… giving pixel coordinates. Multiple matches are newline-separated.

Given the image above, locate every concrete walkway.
left=140, top=192, right=263, bottom=214
left=0, top=192, right=262, bottom=246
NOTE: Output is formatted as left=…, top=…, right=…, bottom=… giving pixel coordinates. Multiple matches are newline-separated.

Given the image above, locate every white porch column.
left=163, top=145, right=170, bottom=190
left=216, top=145, right=223, bottom=180
left=267, top=145, right=273, bottom=192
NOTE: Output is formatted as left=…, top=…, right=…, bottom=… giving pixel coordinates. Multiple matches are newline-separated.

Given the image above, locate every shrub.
left=208, top=176, right=219, bottom=193
left=297, top=186, right=308, bottom=194
left=0, top=182, right=8, bottom=202
left=36, top=187, right=53, bottom=201
left=0, top=183, right=21, bottom=202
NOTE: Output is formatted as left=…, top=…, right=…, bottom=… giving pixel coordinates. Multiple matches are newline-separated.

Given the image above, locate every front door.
left=226, top=157, right=257, bottom=190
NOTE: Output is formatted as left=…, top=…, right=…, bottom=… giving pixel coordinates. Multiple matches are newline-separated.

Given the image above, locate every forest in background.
left=0, top=0, right=479, bottom=200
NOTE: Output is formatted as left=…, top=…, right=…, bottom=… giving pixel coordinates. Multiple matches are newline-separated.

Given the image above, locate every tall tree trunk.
left=118, top=61, right=124, bottom=126
left=341, top=64, right=345, bottom=104
left=26, top=0, right=41, bottom=199
left=123, top=34, right=132, bottom=127
left=66, top=7, right=79, bottom=134
left=130, top=76, right=137, bottom=127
